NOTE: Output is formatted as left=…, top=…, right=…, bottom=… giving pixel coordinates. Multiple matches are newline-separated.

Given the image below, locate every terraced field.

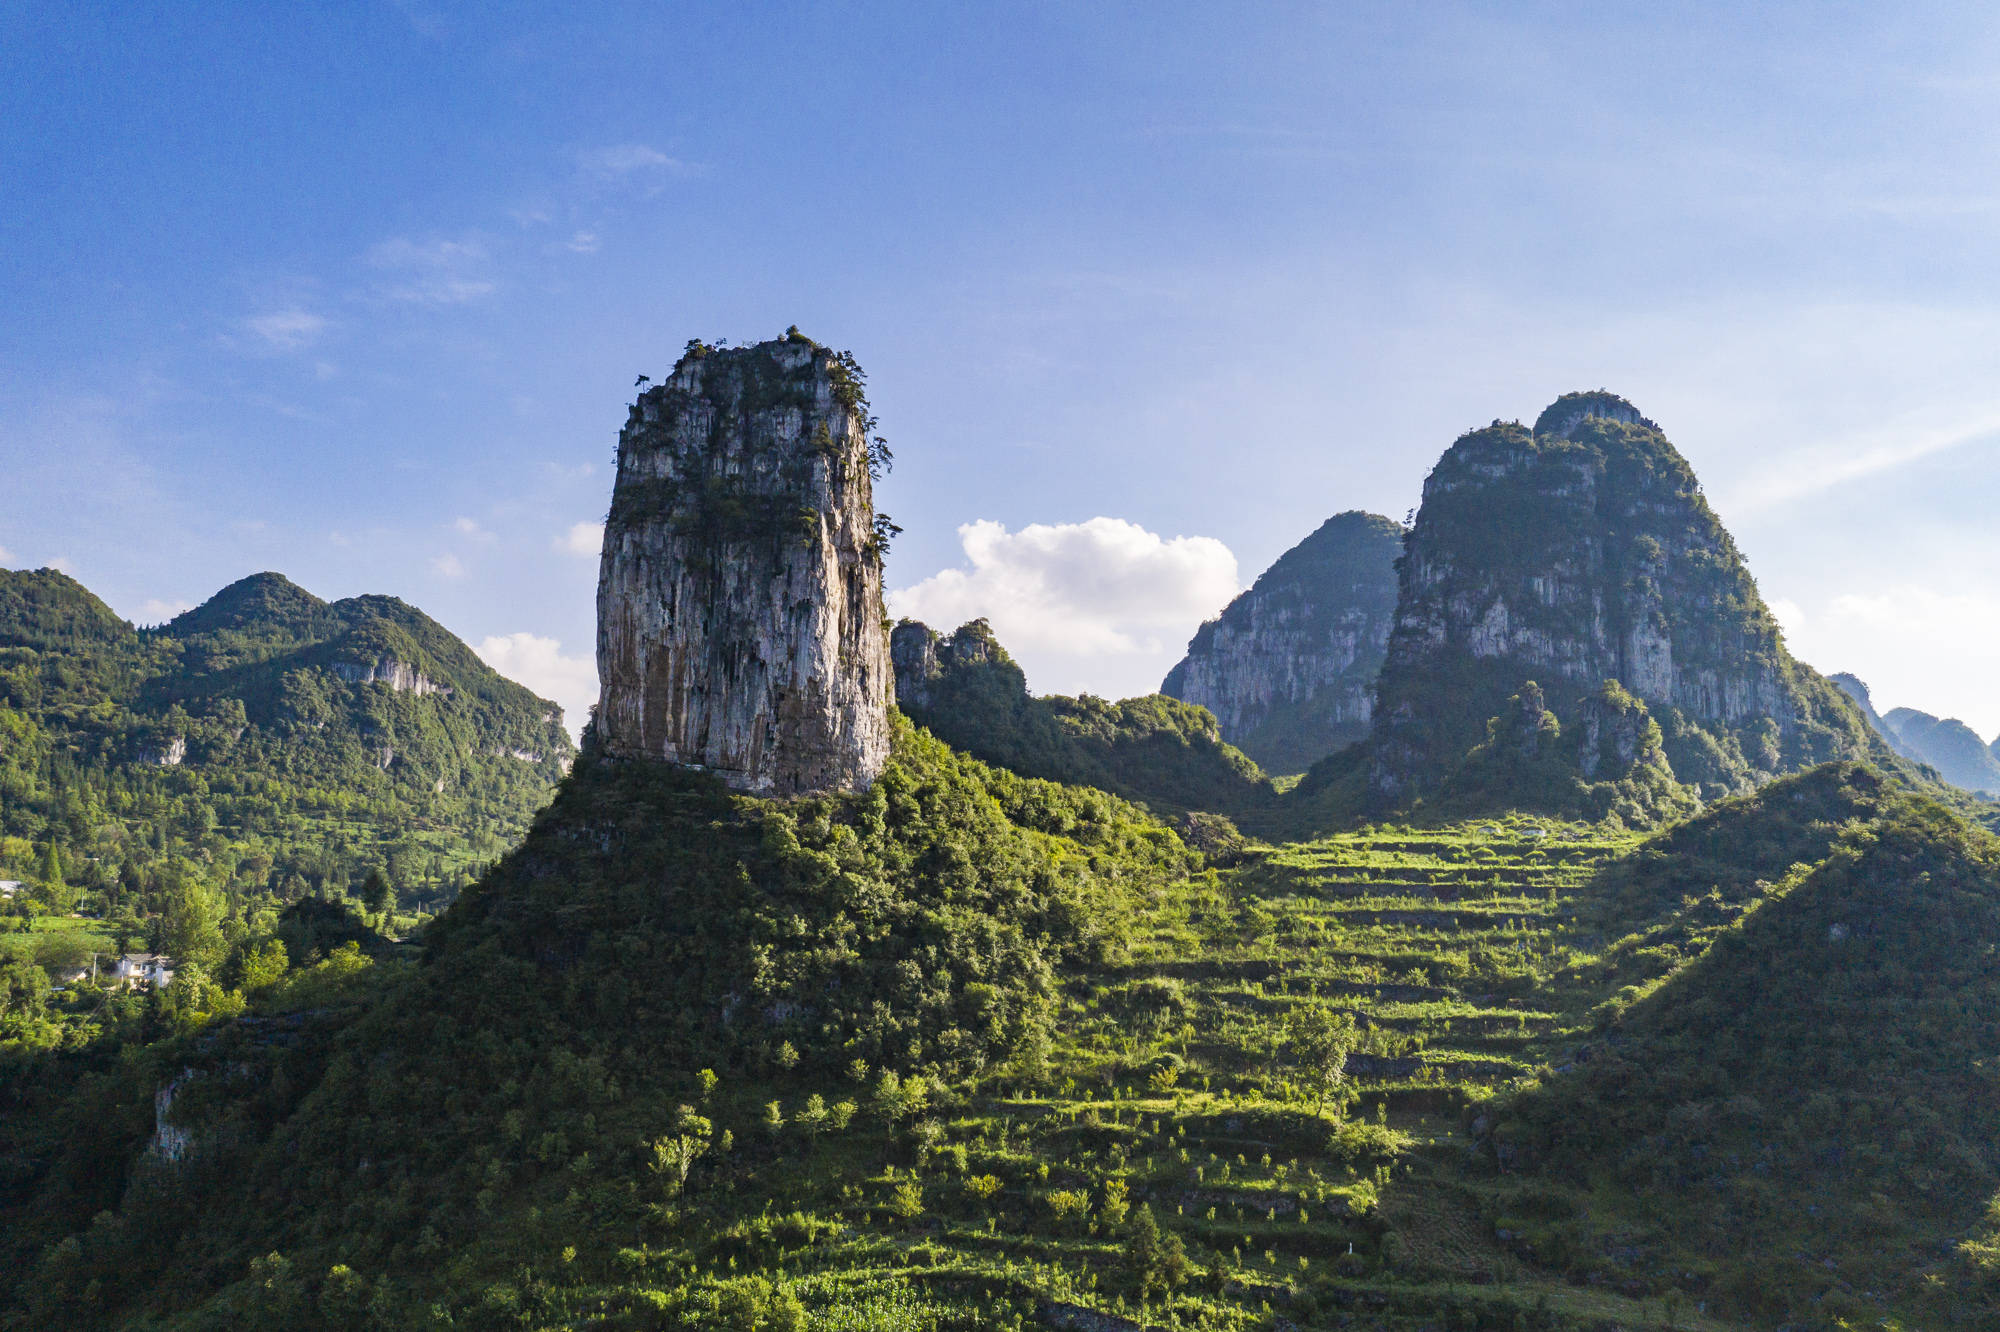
left=591, top=818, right=1745, bottom=1331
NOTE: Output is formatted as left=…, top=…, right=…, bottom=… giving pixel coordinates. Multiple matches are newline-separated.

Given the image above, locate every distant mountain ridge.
left=1832, top=672, right=2000, bottom=795
left=0, top=566, right=573, bottom=902
left=1160, top=510, right=1402, bottom=774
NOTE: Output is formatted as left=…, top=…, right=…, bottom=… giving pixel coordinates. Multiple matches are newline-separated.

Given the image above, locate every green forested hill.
left=892, top=617, right=1276, bottom=822
left=0, top=568, right=573, bottom=1033
left=1488, top=771, right=2000, bottom=1323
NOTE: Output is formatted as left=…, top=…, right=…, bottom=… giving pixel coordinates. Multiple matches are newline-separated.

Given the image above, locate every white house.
left=109, top=953, right=175, bottom=989
left=0, top=881, right=21, bottom=899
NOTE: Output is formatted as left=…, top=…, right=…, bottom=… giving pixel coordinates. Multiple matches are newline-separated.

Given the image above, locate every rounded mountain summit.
left=1366, top=389, right=1902, bottom=803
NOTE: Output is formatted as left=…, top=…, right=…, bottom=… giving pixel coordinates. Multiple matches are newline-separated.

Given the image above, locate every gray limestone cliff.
left=595, top=334, right=893, bottom=795
left=1368, top=392, right=1902, bottom=804
left=1160, top=511, right=1403, bottom=774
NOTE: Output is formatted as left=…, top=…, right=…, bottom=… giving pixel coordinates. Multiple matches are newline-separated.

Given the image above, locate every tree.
left=796, top=1093, right=829, bottom=1144
left=162, top=876, right=227, bottom=971
left=360, top=868, right=392, bottom=919
left=33, top=842, right=74, bottom=915
left=872, top=1069, right=915, bottom=1139
left=1281, top=1004, right=1358, bottom=1116
left=1123, top=1204, right=1189, bottom=1299
left=649, top=1105, right=715, bottom=1199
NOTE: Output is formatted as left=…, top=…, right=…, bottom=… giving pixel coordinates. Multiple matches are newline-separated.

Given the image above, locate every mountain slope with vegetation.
left=1486, top=774, right=2000, bottom=1323
left=5, top=389, right=1998, bottom=1332
left=0, top=567, right=573, bottom=1051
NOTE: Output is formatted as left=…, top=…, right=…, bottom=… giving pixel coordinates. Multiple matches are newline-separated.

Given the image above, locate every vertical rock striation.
left=1368, top=391, right=1899, bottom=803
left=1160, top=511, right=1402, bottom=773
left=596, top=334, right=893, bottom=795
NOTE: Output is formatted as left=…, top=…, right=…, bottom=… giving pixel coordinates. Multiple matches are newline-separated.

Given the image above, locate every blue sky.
left=5, top=2, right=2000, bottom=738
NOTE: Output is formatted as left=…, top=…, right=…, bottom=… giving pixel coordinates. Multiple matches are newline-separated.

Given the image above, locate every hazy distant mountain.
left=1160, top=511, right=1402, bottom=774
left=1831, top=673, right=2000, bottom=795
left=1882, top=707, right=2000, bottom=795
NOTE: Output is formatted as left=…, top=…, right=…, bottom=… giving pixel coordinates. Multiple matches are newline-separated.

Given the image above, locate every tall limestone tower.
left=595, top=332, right=894, bottom=794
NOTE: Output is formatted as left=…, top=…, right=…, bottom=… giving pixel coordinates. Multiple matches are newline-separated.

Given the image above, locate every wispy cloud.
left=581, top=144, right=695, bottom=177
left=556, top=521, right=603, bottom=557
left=364, top=234, right=496, bottom=305
left=429, top=552, right=466, bottom=579
left=0, top=543, right=14, bottom=565
left=1719, top=409, right=2000, bottom=514
left=138, top=597, right=194, bottom=625
left=245, top=308, right=328, bottom=350
left=563, top=230, right=600, bottom=254
left=452, top=516, right=497, bottom=543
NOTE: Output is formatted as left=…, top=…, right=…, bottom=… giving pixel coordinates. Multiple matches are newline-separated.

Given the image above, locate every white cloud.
left=557, top=521, right=604, bottom=557
left=476, top=632, right=598, bottom=740
left=364, top=235, right=496, bottom=305
left=245, top=308, right=327, bottom=350
left=452, top=516, right=496, bottom=542
left=1766, top=596, right=1806, bottom=641
left=889, top=517, right=1239, bottom=699
left=46, top=556, right=74, bottom=574
left=564, top=231, right=600, bottom=254
left=1782, top=586, right=2000, bottom=740
left=430, top=553, right=466, bottom=579
left=1720, top=409, right=2000, bottom=515
left=138, top=598, right=194, bottom=625
left=582, top=144, right=691, bottom=176
left=0, top=544, right=13, bottom=565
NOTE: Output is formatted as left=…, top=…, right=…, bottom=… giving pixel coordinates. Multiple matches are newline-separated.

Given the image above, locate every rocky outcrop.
left=142, top=736, right=187, bottom=767
left=891, top=617, right=1002, bottom=712
left=1533, top=389, right=1659, bottom=440
left=1369, top=393, right=1899, bottom=804
left=596, top=334, right=893, bottom=795
left=330, top=657, right=450, bottom=697
left=1161, top=511, right=1402, bottom=774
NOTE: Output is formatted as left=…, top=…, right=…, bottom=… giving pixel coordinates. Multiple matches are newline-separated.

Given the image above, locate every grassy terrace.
left=567, top=817, right=1737, bottom=1331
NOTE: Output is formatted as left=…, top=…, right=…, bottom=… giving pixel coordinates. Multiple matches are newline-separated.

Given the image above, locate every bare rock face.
left=329, top=657, right=451, bottom=696
left=595, top=334, right=893, bottom=795
left=1369, top=393, right=1897, bottom=803
left=1161, top=511, right=1402, bottom=774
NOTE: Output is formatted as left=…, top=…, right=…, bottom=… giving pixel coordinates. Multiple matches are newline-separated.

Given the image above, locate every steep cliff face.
left=596, top=334, right=893, bottom=795
left=1369, top=393, right=1897, bottom=803
left=1160, top=511, right=1402, bottom=774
